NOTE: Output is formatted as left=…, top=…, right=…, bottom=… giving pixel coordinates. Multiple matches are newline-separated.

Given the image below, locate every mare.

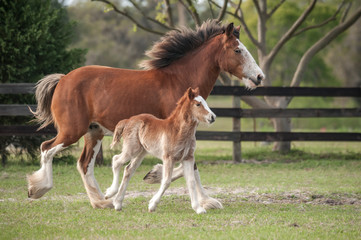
left=28, top=20, right=264, bottom=209
left=108, top=88, right=216, bottom=214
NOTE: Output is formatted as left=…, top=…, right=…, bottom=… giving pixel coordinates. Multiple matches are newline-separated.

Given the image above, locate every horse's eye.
left=234, top=48, right=241, bottom=54
left=196, top=103, right=201, bottom=107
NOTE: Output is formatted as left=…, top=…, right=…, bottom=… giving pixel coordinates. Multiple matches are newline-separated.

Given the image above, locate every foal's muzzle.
left=207, top=114, right=216, bottom=124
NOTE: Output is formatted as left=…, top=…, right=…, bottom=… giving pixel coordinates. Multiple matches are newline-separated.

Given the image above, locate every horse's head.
left=186, top=87, right=216, bottom=125
left=218, top=23, right=265, bottom=89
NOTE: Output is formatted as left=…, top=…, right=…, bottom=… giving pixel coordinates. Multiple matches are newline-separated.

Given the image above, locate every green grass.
left=1, top=141, right=360, bottom=239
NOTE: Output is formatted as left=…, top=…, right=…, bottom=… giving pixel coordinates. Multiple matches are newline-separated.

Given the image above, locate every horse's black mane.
left=139, top=20, right=235, bottom=70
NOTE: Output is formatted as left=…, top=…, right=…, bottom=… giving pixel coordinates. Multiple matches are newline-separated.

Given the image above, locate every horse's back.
left=50, top=66, right=173, bottom=131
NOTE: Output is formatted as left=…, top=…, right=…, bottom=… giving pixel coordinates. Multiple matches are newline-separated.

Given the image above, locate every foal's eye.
left=234, top=48, right=241, bottom=54
left=196, top=103, right=201, bottom=107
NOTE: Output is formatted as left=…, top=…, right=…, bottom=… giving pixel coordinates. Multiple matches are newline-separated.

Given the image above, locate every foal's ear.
left=187, top=87, right=195, bottom=100
left=194, top=87, right=200, bottom=96
left=225, top=22, right=234, bottom=37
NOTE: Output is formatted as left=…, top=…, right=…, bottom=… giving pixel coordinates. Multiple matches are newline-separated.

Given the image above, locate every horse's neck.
left=162, top=37, right=222, bottom=98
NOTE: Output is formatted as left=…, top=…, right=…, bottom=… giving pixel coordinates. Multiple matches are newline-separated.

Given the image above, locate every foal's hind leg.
left=113, top=150, right=147, bottom=211
left=104, top=152, right=131, bottom=199
left=77, top=125, right=113, bottom=209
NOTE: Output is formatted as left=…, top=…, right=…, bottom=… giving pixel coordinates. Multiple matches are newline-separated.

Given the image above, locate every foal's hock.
left=107, top=88, right=221, bottom=214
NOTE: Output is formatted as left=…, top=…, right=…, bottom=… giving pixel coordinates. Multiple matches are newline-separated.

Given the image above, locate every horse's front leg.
left=183, top=159, right=206, bottom=214
left=148, top=158, right=174, bottom=212
left=113, top=151, right=146, bottom=211
left=194, top=164, right=223, bottom=210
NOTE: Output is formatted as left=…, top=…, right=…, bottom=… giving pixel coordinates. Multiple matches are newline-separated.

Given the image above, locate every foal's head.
left=218, top=23, right=265, bottom=89
left=178, top=88, right=216, bottom=125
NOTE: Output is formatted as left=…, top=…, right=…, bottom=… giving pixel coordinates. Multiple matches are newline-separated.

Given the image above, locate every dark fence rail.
left=1, top=83, right=360, bottom=161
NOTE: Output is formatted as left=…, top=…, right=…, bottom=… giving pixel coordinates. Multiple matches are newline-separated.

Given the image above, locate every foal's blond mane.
left=167, top=89, right=197, bottom=124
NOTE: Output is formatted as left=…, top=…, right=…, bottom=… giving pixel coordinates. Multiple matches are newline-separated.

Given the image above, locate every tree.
left=0, top=0, right=86, bottom=165
left=67, top=1, right=159, bottom=69
left=92, top=0, right=361, bottom=152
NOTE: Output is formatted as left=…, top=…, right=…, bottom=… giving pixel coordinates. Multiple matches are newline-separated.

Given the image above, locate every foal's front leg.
left=183, top=159, right=206, bottom=214
left=148, top=159, right=174, bottom=212
left=194, top=167, right=223, bottom=210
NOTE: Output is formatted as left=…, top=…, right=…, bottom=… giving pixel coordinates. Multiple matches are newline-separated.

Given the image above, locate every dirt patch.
left=3, top=187, right=360, bottom=206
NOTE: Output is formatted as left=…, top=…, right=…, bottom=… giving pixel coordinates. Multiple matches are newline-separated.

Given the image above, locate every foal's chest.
left=168, top=137, right=196, bottom=161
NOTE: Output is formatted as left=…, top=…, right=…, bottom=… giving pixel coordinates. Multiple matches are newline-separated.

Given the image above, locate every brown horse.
left=109, top=87, right=216, bottom=214
left=28, top=20, right=264, bottom=209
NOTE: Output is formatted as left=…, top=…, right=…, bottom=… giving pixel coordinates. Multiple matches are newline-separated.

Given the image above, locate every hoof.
left=143, top=164, right=162, bottom=184
left=196, top=207, right=207, bottom=214
left=27, top=186, right=50, bottom=199
left=201, top=197, right=223, bottom=210
left=104, top=188, right=117, bottom=199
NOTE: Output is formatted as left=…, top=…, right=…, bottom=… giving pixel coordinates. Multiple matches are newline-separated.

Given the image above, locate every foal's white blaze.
left=236, top=39, right=265, bottom=89
left=194, top=96, right=216, bottom=123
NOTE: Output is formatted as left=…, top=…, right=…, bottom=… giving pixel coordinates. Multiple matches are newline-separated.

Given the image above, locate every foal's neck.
left=168, top=103, right=198, bottom=139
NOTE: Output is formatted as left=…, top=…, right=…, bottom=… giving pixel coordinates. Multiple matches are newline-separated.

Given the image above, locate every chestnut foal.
left=106, top=88, right=218, bottom=214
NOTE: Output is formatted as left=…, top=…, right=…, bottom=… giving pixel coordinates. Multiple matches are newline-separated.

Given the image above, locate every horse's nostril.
left=257, top=74, right=263, bottom=83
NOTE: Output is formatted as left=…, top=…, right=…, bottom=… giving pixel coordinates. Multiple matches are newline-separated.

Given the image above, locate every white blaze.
left=194, top=95, right=216, bottom=123
left=237, top=39, right=265, bottom=88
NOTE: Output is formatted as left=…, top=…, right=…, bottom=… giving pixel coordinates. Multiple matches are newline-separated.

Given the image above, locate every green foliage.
left=234, top=0, right=344, bottom=86
left=68, top=1, right=158, bottom=69
left=0, top=0, right=86, bottom=165
left=0, top=0, right=86, bottom=84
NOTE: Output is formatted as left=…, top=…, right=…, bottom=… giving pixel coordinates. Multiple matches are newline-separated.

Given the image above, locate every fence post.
left=232, top=80, right=241, bottom=163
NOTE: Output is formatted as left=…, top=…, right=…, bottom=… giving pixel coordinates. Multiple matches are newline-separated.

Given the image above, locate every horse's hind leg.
left=143, top=163, right=184, bottom=184
left=27, top=134, right=77, bottom=199
left=77, top=125, right=113, bottom=209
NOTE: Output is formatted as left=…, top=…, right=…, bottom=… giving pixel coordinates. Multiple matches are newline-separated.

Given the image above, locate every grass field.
left=1, top=141, right=360, bottom=239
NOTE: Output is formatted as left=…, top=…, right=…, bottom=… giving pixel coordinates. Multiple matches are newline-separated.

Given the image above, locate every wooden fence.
left=1, top=83, right=360, bottom=162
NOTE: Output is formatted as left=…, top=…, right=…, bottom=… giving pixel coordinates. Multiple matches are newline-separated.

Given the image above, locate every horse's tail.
left=110, top=120, right=128, bottom=149
left=30, top=74, right=64, bottom=130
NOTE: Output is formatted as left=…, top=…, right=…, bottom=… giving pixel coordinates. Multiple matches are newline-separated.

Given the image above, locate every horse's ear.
left=225, top=23, right=234, bottom=37
left=187, top=87, right=195, bottom=100
left=233, top=26, right=240, bottom=39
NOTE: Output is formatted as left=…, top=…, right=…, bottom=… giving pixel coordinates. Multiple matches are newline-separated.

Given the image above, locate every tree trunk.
left=272, top=117, right=291, bottom=153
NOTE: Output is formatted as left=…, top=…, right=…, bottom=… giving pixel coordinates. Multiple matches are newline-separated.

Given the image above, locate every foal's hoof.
left=104, top=188, right=116, bottom=199
left=114, top=202, right=122, bottom=211
left=196, top=207, right=207, bottom=214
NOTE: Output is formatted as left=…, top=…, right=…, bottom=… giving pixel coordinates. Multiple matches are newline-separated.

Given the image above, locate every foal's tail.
left=30, top=74, right=64, bottom=130
left=110, top=120, right=128, bottom=149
